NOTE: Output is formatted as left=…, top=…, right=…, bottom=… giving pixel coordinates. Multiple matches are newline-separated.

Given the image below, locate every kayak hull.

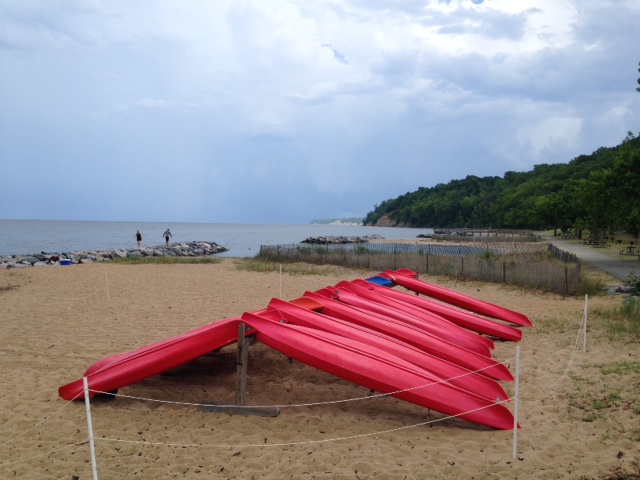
left=380, top=269, right=533, bottom=327
left=244, top=313, right=515, bottom=430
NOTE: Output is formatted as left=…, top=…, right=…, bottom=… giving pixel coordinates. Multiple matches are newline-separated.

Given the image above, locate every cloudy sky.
left=1, top=0, right=639, bottom=224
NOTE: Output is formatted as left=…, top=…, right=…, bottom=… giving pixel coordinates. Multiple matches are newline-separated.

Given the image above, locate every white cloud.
left=1, top=0, right=639, bottom=223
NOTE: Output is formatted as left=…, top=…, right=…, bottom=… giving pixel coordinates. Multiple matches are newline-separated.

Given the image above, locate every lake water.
left=0, top=220, right=433, bottom=258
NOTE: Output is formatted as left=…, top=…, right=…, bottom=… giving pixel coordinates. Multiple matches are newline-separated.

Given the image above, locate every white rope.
left=0, top=402, right=510, bottom=469
left=87, top=357, right=516, bottom=409
left=0, top=390, right=84, bottom=449
left=0, top=315, right=589, bottom=468
left=539, top=312, right=586, bottom=396
left=0, top=440, right=89, bottom=468
left=95, top=399, right=511, bottom=449
left=0, top=363, right=515, bottom=468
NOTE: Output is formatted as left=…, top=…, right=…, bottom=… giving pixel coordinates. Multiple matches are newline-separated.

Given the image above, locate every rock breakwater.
left=300, top=235, right=384, bottom=245
left=0, top=241, right=228, bottom=269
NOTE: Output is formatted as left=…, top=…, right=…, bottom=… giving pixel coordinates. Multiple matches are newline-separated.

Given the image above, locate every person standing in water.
left=135, top=230, right=143, bottom=249
left=163, top=228, right=173, bottom=246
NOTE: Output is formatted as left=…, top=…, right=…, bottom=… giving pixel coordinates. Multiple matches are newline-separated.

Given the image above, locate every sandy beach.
left=1, top=258, right=638, bottom=479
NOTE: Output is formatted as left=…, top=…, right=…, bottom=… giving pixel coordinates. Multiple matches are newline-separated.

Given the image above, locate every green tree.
left=363, top=133, right=640, bottom=230
left=532, top=193, right=562, bottom=234
left=608, top=132, right=640, bottom=237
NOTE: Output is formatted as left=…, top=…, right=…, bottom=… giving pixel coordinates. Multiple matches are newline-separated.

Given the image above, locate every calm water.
left=0, top=220, right=433, bottom=258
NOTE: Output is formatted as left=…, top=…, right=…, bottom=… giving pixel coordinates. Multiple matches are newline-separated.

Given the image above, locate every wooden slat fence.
left=258, top=242, right=581, bottom=295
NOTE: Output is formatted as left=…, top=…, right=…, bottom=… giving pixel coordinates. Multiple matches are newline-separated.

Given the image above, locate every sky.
left=1, top=0, right=639, bottom=224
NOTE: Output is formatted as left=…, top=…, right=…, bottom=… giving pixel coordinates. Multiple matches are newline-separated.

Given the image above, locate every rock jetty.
left=0, top=241, right=228, bottom=269
left=300, top=235, right=384, bottom=244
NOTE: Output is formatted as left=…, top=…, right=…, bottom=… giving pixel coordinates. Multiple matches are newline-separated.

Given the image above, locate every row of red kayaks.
left=59, top=268, right=532, bottom=430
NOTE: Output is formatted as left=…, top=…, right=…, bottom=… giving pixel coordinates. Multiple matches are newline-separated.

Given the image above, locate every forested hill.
left=363, top=132, right=640, bottom=237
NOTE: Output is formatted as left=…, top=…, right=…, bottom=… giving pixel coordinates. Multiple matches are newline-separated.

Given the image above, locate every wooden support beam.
left=236, top=323, right=248, bottom=406
left=198, top=404, right=280, bottom=417
left=199, top=323, right=280, bottom=417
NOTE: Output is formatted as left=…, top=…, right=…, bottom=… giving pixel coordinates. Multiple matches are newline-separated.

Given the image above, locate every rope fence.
left=0, top=296, right=592, bottom=475
left=0, top=359, right=517, bottom=472
left=1, top=260, right=594, bottom=477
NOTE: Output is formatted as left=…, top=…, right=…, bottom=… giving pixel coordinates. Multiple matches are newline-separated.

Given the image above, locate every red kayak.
left=57, top=267, right=526, bottom=429
left=265, top=298, right=509, bottom=402
left=244, top=313, right=516, bottom=430
left=303, top=290, right=514, bottom=382
left=380, top=269, right=533, bottom=327
left=59, top=317, right=247, bottom=400
left=320, top=285, right=493, bottom=356
left=335, top=280, right=497, bottom=350
left=355, top=278, right=523, bottom=342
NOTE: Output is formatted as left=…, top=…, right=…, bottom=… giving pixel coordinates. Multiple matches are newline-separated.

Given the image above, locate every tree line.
left=363, top=132, right=640, bottom=239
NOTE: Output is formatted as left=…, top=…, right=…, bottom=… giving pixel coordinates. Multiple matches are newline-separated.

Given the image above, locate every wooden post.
left=200, top=324, right=280, bottom=416
left=236, top=323, right=248, bottom=406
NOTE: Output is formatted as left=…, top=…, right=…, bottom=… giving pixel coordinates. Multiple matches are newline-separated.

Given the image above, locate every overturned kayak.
left=302, top=290, right=514, bottom=382
left=244, top=313, right=516, bottom=430
left=356, top=278, right=523, bottom=342
left=59, top=317, right=247, bottom=400
left=335, top=280, right=497, bottom=350
left=266, top=298, right=509, bottom=402
left=379, top=268, right=533, bottom=327
left=58, top=267, right=526, bottom=429
left=317, top=285, right=494, bottom=356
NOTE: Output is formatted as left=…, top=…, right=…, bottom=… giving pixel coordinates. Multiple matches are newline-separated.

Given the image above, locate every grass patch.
left=110, top=256, right=222, bottom=265
left=234, top=259, right=340, bottom=276
left=569, top=361, right=640, bottom=428
left=595, top=360, right=640, bottom=375
left=530, top=313, right=585, bottom=337
left=577, top=274, right=608, bottom=296
left=589, top=298, right=640, bottom=340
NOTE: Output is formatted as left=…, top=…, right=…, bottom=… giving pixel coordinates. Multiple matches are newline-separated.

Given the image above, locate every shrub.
left=625, top=272, right=640, bottom=295
left=478, top=250, right=500, bottom=263
left=577, top=275, right=607, bottom=296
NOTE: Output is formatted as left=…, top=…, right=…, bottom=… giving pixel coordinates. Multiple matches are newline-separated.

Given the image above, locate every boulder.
left=22, top=255, right=40, bottom=265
